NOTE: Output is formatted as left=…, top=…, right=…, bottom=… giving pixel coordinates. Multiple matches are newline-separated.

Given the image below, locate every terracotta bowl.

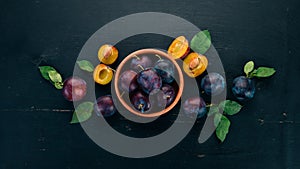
left=114, top=49, right=184, bottom=118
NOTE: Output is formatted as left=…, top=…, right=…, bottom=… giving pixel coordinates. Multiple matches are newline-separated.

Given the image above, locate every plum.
left=183, top=96, right=207, bottom=118
left=232, top=76, right=255, bottom=101
left=130, top=90, right=151, bottom=113
left=201, top=73, right=226, bottom=96
left=98, top=44, right=118, bottom=65
left=93, top=64, right=114, bottom=85
left=158, top=84, right=176, bottom=107
left=130, top=55, right=153, bottom=70
left=154, top=59, right=175, bottom=83
left=119, top=70, right=138, bottom=92
left=62, top=77, right=87, bottom=101
left=183, top=53, right=208, bottom=78
left=137, top=68, right=162, bottom=94
left=168, top=36, right=190, bottom=59
left=95, top=95, right=116, bottom=117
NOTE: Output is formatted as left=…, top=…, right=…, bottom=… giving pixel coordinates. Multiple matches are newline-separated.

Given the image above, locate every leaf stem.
left=133, top=55, right=140, bottom=60
left=137, top=64, right=145, bottom=71
left=155, top=54, right=162, bottom=60
left=206, top=103, right=214, bottom=108
left=120, top=91, right=125, bottom=98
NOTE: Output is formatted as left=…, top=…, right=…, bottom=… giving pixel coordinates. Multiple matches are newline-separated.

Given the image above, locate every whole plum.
left=119, top=70, right=138, bottom=92
left=154, top=59, right=175, bottom=84
left=130, top=55, right=153, bottom=70
left=62, top=77, right=87, bottom=101
left=95, top=95, right=116, bottom=117
left=130, top=90, right=151, bottom=113
left=183, top=96, right=207, bottom=118
left=201, top=73, right=226, bottom=96
left=157, top=84, right=176, bottom=108
left=137, top=68, right=162, bottom=94
left=232, top=76, right=255, bottom=101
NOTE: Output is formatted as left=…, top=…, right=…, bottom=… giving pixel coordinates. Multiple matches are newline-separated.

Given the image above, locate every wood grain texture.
left=0, top=0, right=299, bottom=168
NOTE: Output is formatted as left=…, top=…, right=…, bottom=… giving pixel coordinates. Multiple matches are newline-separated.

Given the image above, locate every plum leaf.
left=216, top=115, right=231, bottom=142
left=77, top=60, right=94, bottom=72
left=214, top=113, right=222, bottom=127
left=219, top=100, right=242, bottom=115
left=190, top=30, right=211, bottom=54
left=39, top=66, right=56, bottom=81
left=207, top=105, right=220, bottom=116
left=244, top=61, right=254, bottom=76
left=70, top=102, right=94, bottom=124
left=39, top=66, right=64, bottom=89
left=252, top=67, right=276, bottom=78
left=48, top=71, right=62, bottom=83
left=54, top=82, right=63, bottom=89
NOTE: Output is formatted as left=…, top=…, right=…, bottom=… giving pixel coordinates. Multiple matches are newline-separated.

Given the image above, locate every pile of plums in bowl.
left=113, top=49, right=184, bottom=118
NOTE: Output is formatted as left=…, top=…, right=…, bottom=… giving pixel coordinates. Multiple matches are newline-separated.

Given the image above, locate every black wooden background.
left=0, top=0, right=299, bottom=168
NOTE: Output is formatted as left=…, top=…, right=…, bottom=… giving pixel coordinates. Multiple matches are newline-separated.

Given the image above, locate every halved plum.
left=183, top=52, right=208, bottom=78
left=168, top=36, right=190, bottom=59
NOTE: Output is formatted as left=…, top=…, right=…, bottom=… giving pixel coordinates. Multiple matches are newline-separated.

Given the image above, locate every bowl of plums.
left=113, top=48, right=184, bottom=118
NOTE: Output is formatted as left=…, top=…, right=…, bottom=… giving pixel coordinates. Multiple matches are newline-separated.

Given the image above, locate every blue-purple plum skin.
left=137, top=68, right=162, bottom=94
left=183, top=96, right=207, bottom=118
left=154, top=59, right=175, bottom=84
left=232, top=76, right=255, bottom=101
left=201, top=73, right=226, bottom=96
left=95, top=95, right=116, bottom=117
left=130, top=90, right=151, bottom=113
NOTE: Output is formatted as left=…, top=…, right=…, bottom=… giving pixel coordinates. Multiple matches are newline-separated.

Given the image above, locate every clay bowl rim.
left=114, top=48, right=184, bottom=118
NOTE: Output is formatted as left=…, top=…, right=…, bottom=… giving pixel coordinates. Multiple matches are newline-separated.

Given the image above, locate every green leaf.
left=207, top=105, right=219, bottom=116
left=214, top=113, right=222, bottom=127
left=39, top=66, right=56, bottom=81
left=39, top=66, right=64, bottom=89
left=54, top=82, right=63, bottom=89
left=252, top=67, right=276, bottom=78
left=219, top=100, right=242, bottom=115
left=77, top=60, right=94, bottom=72
left=70, top=102, right=94, bottom=124
left=249, top=69, right=257, bottom=78
left=244, top=61, right=254, bottom=76
left=216, top=115, right=231, bottom=142
left=48, top=71, right=62, bottom=83
left=190, top=30, right=211, bottom=54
